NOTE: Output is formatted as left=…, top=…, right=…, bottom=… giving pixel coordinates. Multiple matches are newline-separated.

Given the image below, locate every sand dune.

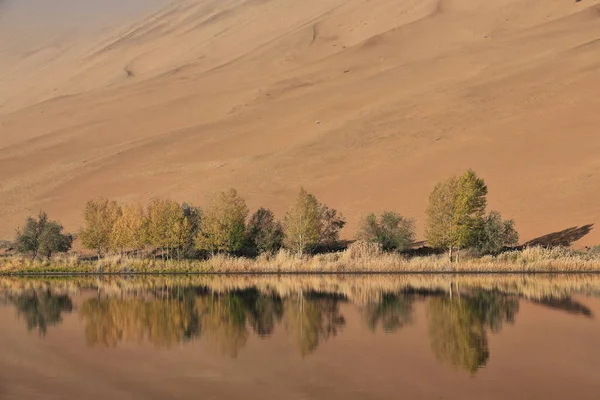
left=1, top=0, right=599, bottom=245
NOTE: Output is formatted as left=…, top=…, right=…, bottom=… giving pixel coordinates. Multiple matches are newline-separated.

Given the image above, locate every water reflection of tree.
left=427, top=291, right=519, bottom=374
left=10, top=290, right=73, bottom=336
left=79, top=289, right=285, bottom=357
left=362, top=293, right=415, bottom=333
left=80, top=290, right=200, bottom=347
left=283, top=293, right=345, bottom=356
left=195, top=293, right=249, bottom=358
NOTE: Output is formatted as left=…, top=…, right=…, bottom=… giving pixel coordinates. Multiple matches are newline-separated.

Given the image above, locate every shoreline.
left=2, top=245, right=600, bottom=276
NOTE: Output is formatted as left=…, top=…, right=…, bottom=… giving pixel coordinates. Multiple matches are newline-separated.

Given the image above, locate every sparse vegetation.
left=1, top=171, right=598, bottom=274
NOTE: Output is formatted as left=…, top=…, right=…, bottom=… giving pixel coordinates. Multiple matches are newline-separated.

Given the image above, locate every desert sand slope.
left=1, top=0, right=599, bottom=245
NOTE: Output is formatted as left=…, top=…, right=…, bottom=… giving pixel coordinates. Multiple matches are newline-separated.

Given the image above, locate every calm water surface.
left=1, top=274, right=600, bottom=399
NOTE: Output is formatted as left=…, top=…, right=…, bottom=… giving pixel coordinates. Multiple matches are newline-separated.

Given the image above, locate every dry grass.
left=1, top=245, right=600, bottom=275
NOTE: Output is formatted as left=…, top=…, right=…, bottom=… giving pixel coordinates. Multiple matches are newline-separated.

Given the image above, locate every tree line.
left=13, top=169, right=519, bottom=261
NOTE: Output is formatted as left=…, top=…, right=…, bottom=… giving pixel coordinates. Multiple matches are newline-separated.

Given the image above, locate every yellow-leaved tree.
left=80, top=198, right=122, bottom=258
left=195, top=189, right=248, bottom=255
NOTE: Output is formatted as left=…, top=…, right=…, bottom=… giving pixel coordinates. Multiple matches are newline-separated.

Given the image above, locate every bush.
left=15, top=212, right=73, bottom=260
left=344, top=240, right=383, bottom=260
left=246, top=208, right=284, bottom=255
left=472, top=211, right=519, bottom=255
left=356, top=211, right=415, bottom=252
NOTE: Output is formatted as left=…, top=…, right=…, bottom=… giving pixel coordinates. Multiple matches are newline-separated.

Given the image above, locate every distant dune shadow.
left=523, top=224, right=594, bottom=248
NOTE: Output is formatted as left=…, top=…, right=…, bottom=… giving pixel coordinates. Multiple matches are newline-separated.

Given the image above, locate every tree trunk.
left=448, top=246, right=453, bottom=263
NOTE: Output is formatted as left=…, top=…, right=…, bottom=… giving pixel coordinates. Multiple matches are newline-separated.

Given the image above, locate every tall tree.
left=196, top=189, right=249, bottom=255
left=283, top=188, right=323, bottom=255
left=111, top=202, right=145, bottom=255
left=144, top=198, right=190, bottom=259
left=80, top=198, right=121, bottom=258
left=15, top=212, right=73, bottom=260
left=425, top=169, right=488, bottom=260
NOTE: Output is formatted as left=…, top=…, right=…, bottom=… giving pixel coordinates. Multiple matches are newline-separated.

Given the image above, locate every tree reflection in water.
left=3, top=280, right=595, bottom=371
left=8, top=289, right=73, bottom=336
left=284, top=292, right=345, bottom=357
left=362, top=293, right=415, bottom=333
left=427, top=290, right=519, bottom=374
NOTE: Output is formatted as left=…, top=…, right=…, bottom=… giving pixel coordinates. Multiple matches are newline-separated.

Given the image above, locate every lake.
left=1, top=274, right=600, bottom=399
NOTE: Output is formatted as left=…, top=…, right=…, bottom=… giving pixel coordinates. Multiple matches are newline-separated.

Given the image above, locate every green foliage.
left=283, top=188, right=323, bottom=255
left=15, top=212, right=73, bottom=259
left=196, top=189, right=249, bottom=255
left=357, top=211, right=415, bottom=252
left=426, top=169, right=489, bottom=257
left=283, top=188, right=345, bottom=255
left=181, top=203, right=202, bottom=258
left=318, top=204, right=346, bottom=250
left=246, top=208, right=284, bottom=255
left=472, top=211, right=519, bottom=255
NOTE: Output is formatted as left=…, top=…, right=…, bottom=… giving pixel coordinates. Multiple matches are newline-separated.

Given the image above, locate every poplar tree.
left=111, top=202, right=145, bottom=255
left=196, top=189, right=249, bottom=255
left=282, top=188, right=322, bottom=256
left=425, top=169, right=488, bottom=261
left=80, top=198, right=121, bottom=258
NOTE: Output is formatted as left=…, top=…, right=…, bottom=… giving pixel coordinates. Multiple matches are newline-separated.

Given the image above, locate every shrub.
left=472, top=211, right=519, bottom=255
left=246, top=208, right=284, bottom=256
left=344, top=240, right=383, bottom=260
left=356, top=212, right=415, bottom=252
left=15, top=212, right=73, bottom=260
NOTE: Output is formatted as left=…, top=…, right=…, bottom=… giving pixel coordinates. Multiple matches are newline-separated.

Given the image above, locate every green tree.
left=472, top=211, right=519, bottom=255
left=181, top=203, right=202, bottom=258
left=283, top=189, right=322, bottom=255
left=246, top=208, right=284, bottom=255
left=196, top=189, right=249, bottom=255
left=356, top=211, right=415, bottom=252
left=425, top=169, right=488, bottom=261
left=318, top=204, right=346, bottom=250
left=80, top=198, right=122, bottom=258
left=15, top=212, right=73, bottom=259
